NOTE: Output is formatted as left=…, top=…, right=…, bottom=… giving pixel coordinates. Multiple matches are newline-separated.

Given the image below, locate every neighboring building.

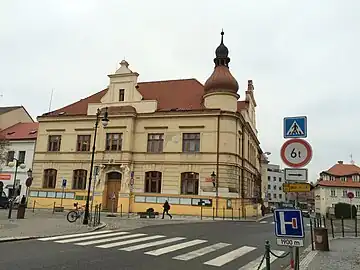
left=260, top=153, right=270, bottom=207
left=315, top=160, right=360, bottom=216
left=287, top=189, right=315, bottom=209
left=0, top=106, right=34, bottom=130
left=0, top=122, right=38, bottom=197
left=29, top=32, right=263, bottom=217
left=267, top=164, right=286, bottom=206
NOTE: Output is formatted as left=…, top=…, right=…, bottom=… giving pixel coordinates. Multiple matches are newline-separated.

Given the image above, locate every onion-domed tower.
left=203, top=31, right=239, bottom=112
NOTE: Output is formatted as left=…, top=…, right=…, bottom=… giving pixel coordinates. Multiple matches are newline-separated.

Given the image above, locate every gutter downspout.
left=216, top=113, right=220, bottom=217
left=241, top=124, right=245, bottom=217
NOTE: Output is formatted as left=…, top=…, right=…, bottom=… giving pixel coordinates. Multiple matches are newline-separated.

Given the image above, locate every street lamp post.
left=8, top=158, right=26, bottom=219
left=83, top=107, right=109, bottom=225
left=25, top=169, right=33, bottom=205
left=211, top=171, right=218, bottom=215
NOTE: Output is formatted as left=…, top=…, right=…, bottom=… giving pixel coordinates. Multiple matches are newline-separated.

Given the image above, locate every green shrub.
left=334, top=202, right=357, bottom=219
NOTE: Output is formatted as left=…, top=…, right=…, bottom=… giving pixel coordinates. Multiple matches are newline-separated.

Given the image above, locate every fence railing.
left=311, top=216, right=359, bottom=239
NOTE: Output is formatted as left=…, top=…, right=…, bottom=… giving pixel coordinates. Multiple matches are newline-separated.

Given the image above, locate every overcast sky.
left=1, top=1, right=359, bottom=181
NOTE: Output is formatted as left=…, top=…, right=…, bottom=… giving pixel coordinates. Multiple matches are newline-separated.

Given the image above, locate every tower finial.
left=221, top=29, right=224, bottom=44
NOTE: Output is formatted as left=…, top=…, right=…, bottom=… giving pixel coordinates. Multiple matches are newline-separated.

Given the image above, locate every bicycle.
left=67, top=202, right=91, bottom=223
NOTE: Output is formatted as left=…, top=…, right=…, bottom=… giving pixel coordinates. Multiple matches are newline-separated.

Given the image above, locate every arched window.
left=181, top=172, right=199, bottom=195
left=72, top=169, right=87, bottom=190
left=145, top=171, right=162, bottom=193
left=43, top=169, right=57, bottom=188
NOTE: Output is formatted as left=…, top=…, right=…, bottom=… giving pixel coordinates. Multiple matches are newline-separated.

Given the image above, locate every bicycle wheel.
left=67, top=210, right=79, bottom=223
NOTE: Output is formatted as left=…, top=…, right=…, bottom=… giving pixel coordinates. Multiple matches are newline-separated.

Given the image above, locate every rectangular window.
left=6, top=151, right=14, bottom=165
left=106, top=133, right=122, bottom=151
left=182, top=133, right=200, bottom=153
left=343, top=190, right=348, bottom=197
left=330, top=189, right=336, bottom=197
left=267, top=176, right=270, bottom=181
left=274, top=185, right=277, bottom=190
left=279, top=177, right=282, bottom=182
left=147, top=133, right=164, bottom=153
left=18, top=151, right=25, bottom=164
left=356, top=191, right=360, bottom=197
left=119, top=89, right=125, bottom=101
left=353, top=175, right=360, bottom=182
left=279, top=186, right=282, bottom=190
left=340, top=176, right=347, bottom=182
left=43, top=169, right=57, bottom=188
left=279, top=194, right=282, bottom=199
left=273, top=177, right=276, bottom=181
left=48, top=135, right=61, bottom=151
left=267, top=193, right=271, bottom=199
left=77, top=135, right=91, bottom=151
left=144, top=171, right=162, bottom=193
left=72, top=170, right=87, bottom=190
left=273, top=194, right=277, bottom=199
left=268, top=184, right=271, bottom=190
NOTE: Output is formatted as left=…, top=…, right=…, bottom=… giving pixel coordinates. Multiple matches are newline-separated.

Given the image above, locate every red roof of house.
left=42, top=78, right=248, bottom=117
left=0, top=122, right=39, bottom=140
left=317, top=161, right=360, bottom=188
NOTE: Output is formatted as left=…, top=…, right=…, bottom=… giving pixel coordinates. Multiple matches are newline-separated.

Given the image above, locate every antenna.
left=48, top=89, right=54, bottom=112
left=350, top=153, right=355, bottom=164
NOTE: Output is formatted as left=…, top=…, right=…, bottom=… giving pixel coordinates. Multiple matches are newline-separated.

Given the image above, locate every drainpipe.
left=216, top=113, right=220, bottom=217
left=241, top=123, right=245, bottom=217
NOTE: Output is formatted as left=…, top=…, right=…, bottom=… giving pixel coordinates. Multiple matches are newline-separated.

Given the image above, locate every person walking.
left=162, top=200, right=172, bottom=219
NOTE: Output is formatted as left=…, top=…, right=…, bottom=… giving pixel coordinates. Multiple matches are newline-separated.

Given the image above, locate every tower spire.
left=214, top=30, right=230, bottom=67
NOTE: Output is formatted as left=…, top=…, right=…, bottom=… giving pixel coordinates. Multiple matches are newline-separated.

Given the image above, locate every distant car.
left=0, top=192, right=9, bottom=209
left=301, top=209, right=310, bottom=218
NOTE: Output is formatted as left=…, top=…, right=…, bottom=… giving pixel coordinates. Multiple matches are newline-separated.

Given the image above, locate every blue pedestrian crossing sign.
left=274, top=209, right=305, bottom=238
left=283, top=116, right=307, bottom=138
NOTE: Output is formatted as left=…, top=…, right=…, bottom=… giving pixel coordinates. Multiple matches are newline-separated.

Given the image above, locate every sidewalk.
left=304, top=238, right=360, bottom=269
left=0, top=209, right=103, bottom=242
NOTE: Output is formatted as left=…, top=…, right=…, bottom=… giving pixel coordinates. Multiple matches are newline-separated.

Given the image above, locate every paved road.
left=0, top=217, right=312, bottom=270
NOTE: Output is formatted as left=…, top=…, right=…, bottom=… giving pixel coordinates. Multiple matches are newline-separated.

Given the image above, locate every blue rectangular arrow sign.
left=283, top=116, right=307, bottom=138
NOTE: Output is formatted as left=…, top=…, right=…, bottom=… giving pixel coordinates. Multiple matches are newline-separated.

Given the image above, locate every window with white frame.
left=356, top=190, right=360, bottom=197
left=340, top=176, right=347, bottom=182
left=330, top=189, right=336, bottom=197
left=357, top=205, right=360, bottom=211
left=343, top=190, right=348, bottom=197
left=353, top=175, right=360, bottom=182
left=330, top=176, right=335, bottom=181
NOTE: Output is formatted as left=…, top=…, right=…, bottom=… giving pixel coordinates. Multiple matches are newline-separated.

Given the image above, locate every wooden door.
left=106, top=180, right=121, bottom=212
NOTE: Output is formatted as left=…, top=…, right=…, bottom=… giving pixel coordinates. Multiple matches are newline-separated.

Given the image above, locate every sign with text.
left=283, top=183, right=311, bottom=193
left=276, top=238, right=304, bottom=247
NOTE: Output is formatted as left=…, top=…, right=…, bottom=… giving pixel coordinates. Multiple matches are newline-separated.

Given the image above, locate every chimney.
left=338, top=160, right=344, bottom=164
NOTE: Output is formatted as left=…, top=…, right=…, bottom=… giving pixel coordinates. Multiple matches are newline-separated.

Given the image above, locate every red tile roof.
left=317, top=162, right=360, bottom=188
left=42, top=78, right=248, bottom=117
left=0, top=122, right=39, bottom=140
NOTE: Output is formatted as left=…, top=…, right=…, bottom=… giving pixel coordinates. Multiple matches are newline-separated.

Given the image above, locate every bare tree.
left=0, top=136, right=9, bottom=167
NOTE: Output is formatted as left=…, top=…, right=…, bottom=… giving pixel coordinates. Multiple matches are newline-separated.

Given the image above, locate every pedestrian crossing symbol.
left=283, top=116, right=307, bottom=138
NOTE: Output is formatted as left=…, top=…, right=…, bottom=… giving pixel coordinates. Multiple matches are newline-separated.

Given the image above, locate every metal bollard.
left=200, top=205, right=203, bottom=220
left=310, top=219, right=314, bottom=250
left=341, top=217, right=345, bottom=237
left=265, top=240, right=271, bottom=270
left=120, top=204, right=123, bottom=217
left=52, top=202, right=56, bottom=214
left=222, top=207, right=225, bottom=220
left=355, top=218, right=358, bottom=237
left=32, top=200, right=36, bottom=213
left=212, top=207, right=215, bottom=220
left=231, top=208, right=234, bottom=220
left=330, top=218, right=335, bottom=238
left=238, top=208, right=241, bottom=220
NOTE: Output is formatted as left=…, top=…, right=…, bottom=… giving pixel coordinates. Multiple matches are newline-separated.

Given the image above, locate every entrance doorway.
left=104, top=171, right=122, bottom=212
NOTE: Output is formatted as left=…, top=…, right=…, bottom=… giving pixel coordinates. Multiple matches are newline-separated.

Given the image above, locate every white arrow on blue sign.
left=283, top=116, right=307, bottom=138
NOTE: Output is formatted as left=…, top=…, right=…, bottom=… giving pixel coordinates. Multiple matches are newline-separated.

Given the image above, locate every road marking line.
left=55, top=231, right=129, bottom=243
left=145, top=239, right=207, bottom=256
left=260, top=221, right=268, bottom=224
left=271, top=222, right=275, bottom=224
left=96, top=235, right=164, bottom=248
left=238, top=250, right=284, bottom=270
left=38, top=230, right=113, bottom=241
left=173, top=242, right=231, bottom=261
left=76, top=233, right=145, bottom=246
left=120, top=237, right=185, bottom=251
left=203, top=246, right=256, bottom=267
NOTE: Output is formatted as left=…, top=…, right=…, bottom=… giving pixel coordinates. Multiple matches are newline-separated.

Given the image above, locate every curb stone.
left=0, top=222, right=107, bottom=243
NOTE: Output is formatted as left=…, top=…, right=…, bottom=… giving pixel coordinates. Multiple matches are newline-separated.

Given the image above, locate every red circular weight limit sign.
left=280, top=138, right=313, bottom=168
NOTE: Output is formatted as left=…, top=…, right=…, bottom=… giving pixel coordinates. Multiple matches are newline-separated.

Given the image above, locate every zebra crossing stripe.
left=56, top=231, right=129, bottom=243
left=173, top=242, right=231, bottom=261
left=120, top=237, right=185, bottom=252
left=145, top=239, right=208, bottom=256
left=238, top=250, right=285, bottom=270
left=76, top=233, right=146, bottom=246
left=96, top=235, right=165, bottom=249
left=260, top=221, right=267, bottom=224
left=38, top=230, right=113, bottom=241
left=204, top=246, right=256, bottom=267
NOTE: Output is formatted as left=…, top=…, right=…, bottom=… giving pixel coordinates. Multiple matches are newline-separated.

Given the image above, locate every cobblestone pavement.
left=0, top=209, right=99, bottom=240
left=305, top=238, right=360, bottom=270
